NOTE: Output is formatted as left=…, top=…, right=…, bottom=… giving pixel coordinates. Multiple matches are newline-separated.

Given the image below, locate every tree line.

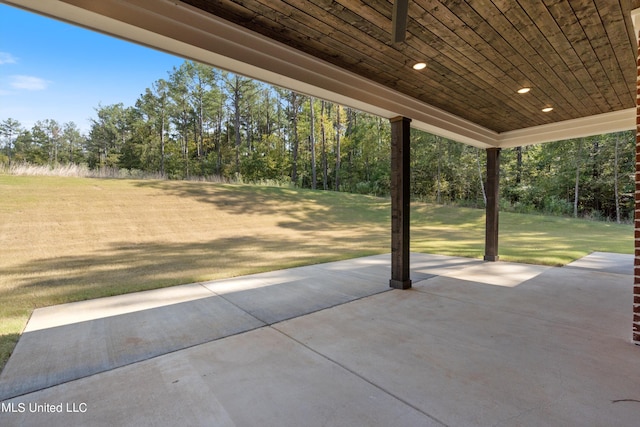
left=0, top=60, right=635, bottom=222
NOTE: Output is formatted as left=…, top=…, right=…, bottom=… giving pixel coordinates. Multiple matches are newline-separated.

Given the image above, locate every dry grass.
left=1, top=177, right=390, bottom=291
left=0, top=174, right=633, bottom=372
left=0, top=175, right=390, bottom=370
left=1, top=162, right=160, bottom=178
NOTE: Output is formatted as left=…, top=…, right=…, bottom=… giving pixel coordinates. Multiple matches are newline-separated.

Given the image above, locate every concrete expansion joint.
left=196, top=282, right=220, bottom=295
left=214, top=284, right=393, bottom=327
left=0, top=253, right=636, bottom=424
left=0, top=322, right=269, bottom=402
left=269, top=326, right=451, bottom=427
left=208, top=289, right=271, bottom=326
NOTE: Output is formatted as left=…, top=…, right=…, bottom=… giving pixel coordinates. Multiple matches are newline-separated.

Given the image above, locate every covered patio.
left=0, top=252, right=638, bottom=426
left=2, top=1, right=640, bottom=424
left=4, top=0, right=640, bottom=336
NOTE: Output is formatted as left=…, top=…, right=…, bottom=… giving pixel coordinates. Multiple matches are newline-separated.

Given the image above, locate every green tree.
left=87, top=103, right=137, bottom=168
left=222, top=73, right=259, bottom=176
left=168, top=65, right=195, bottom=178
left=61, top=122, right=84, bottom=164
left=0, top=118, right=23, bottom=165
left=284, top=90, right=303, bottom=184
left=135, top=79, right=170, bottom=175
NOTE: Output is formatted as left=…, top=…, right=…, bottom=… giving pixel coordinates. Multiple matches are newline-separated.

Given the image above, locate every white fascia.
left=497, top=108, right=636, bottom=148
left=2, top=0, right=636, bottom=148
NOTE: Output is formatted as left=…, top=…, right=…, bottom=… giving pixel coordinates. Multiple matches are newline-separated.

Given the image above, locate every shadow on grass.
left=0, top=235, right=387, bottom=304
left=131, top=180, right=390, bottom=228
left=0, top=234, right=387, bottom=373
left=0, top=182, right=393, bottom=373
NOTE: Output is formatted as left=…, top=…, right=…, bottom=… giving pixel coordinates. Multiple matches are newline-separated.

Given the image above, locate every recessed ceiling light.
left=542, top=107, right=553, bottom=113
left=517, top=87, right=531, bottom=94
left=413, top=62, right=427, bottom=70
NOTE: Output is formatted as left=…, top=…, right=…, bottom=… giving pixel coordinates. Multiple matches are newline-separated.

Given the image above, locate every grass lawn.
left=0, top=175, right=633, bottom=372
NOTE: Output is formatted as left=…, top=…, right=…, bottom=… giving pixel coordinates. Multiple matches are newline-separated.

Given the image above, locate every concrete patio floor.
left=1, top=252, right=639, bottom=426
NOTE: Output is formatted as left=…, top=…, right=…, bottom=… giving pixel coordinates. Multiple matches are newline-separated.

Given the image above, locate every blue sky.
left=0, top=3, right=185, bottom=133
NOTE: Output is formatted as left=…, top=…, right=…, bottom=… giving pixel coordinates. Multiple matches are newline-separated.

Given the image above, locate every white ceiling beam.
left=497, top=109, right=636, bottom=148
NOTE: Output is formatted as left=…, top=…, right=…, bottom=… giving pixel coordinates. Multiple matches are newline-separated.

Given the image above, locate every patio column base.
left=389, top=279, right=412, bottom=290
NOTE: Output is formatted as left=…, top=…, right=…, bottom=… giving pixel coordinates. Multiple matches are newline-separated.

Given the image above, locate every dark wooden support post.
left=484, top=147, right=500, bottom=262
left=390, top=116, right=411, bottom=289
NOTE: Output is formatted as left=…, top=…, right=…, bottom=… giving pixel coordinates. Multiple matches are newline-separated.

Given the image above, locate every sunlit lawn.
left=0, top=175, right=633, bottom=371
left=411, top=204, right=632, bottom=264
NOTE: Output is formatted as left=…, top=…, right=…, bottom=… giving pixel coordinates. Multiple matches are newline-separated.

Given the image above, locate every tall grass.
left=0, top=162, right=165, bottom=179
left=0, top=162, right=291, bottom=188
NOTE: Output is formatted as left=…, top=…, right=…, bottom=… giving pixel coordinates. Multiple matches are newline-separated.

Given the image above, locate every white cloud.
left=10, top=75, right=50, bottom=91
left=0, top=52, right=17, bottom=65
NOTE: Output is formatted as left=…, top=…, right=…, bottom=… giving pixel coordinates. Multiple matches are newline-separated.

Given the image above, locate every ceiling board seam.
left=478, top=0, right=593, bottom=117
left=547, top=0, right=618, bottom=112
left=511, top=0, right=601, bottom=112
left=570, top=0, right=627, bottom=110
left=410, top=1, right=548, bottom=130
left=448, top=0, right=588, bottom=119
left=591, top=1, right=635, bottom=106
left=277, top=0, right=500, bottom=128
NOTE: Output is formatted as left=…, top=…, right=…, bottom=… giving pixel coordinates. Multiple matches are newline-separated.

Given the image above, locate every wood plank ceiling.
left=181, top=0, right=640, bottom=133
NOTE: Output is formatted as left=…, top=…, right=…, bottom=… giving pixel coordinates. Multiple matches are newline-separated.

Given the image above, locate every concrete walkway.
left=1, top=252, right=639, bottom=426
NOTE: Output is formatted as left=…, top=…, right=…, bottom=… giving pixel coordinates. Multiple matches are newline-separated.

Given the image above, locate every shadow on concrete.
left=0, top=255, right=395, bottom=400
left=1, top=253, right=638, bottom=427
